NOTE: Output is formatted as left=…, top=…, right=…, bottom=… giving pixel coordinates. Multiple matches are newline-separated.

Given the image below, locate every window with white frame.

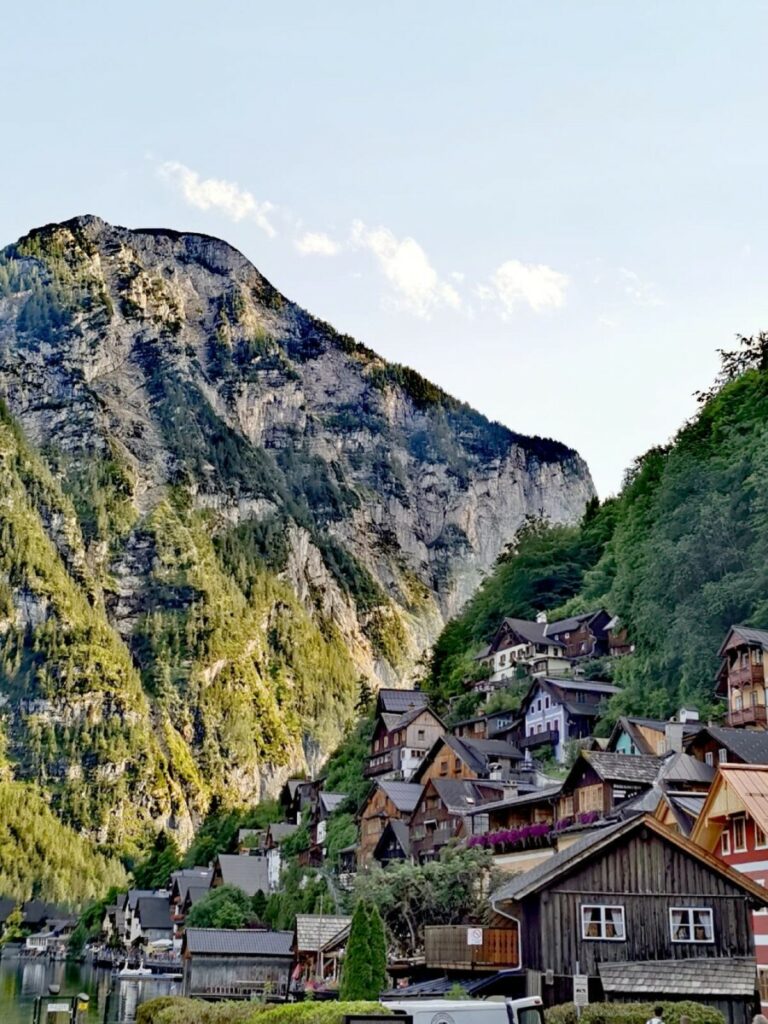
left=705, top=751, right=714, bottom=767
left=718, top=747, right=728, bottom=764
left=670, top=907, right=714, bottom=943
left=581, top=904, right=625, bottom=940
left=755, top=879, right=768, bottom=914
left=733, top=815, right=747, bottom=851
left=720, top=827, right=731, bottom=855
left=756, top=824, right=768, bottom=850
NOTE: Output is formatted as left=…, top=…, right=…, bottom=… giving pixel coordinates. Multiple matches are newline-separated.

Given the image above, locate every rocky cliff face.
left=0, top=216, right=594, bottom=850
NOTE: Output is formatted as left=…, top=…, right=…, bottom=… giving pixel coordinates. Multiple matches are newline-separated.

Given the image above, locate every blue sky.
left=3, top=1, right=768, bottom=495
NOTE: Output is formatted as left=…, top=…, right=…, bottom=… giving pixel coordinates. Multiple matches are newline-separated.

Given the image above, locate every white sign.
left=46, top=1003, right=71, bottom=1014
left=467, top=927, right=483, bottom=946
left=573, top=974, right=589, bottom=1006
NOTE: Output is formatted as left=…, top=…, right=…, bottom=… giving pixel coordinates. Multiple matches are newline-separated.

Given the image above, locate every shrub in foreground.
left=139, top=997, right=390, bottom=1024
left=545, top=1002, right=724, bottom=1024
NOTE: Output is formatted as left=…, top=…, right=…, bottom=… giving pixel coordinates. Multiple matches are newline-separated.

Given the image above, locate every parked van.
left=380, top=995, right=545, bottom=1024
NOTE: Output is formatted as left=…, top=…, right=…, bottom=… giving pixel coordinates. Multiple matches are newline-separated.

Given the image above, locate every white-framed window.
left=756, top=825, right=768, bottom=850
left=705, top=751, right=714, bottom=767
left=670, top=907, right=714, bottom=943
left=733, top=815, right=747, bottom=852
left=721, top=828, right=731, bottom=855
left=581, top=904, right=625, bottom=941
left=718, top=747, right=728, bottom=764
left=755, top=879, right=768, bottom=914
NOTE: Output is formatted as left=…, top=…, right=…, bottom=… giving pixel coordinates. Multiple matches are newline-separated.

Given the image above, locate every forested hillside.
left=429, top=334, right=768, bottom=723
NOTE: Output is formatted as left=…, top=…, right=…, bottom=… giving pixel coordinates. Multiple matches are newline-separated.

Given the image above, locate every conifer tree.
left=340, top=899, right=372, bottom=1000
left=367, top=903, right=388, bottom=997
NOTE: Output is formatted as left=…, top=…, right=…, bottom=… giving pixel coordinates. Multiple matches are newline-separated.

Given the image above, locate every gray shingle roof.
left=546, top=611, right=603, bottom=635
left=126, top=889, right=155, bottom=912
left=466, top=784, right=563, bottom=816
left=136, top=897, right=172, bottom=931
left=294, top=914, right=351, bottom=952
left=501, top=618, right=558, bottom=648
left=582, top=751, right=663, bottom=784
left=184, top=928, right=294, bottom=957
left=599, top=957, right=756, bottom=996
left=429, top=778, right=505, bottom=815
left=183, top=886, right=209, bottom=908
left=320, top=792, right=347, bottom=815
left=660, top=751, right=715, bottom=785
left=689, top=725, right=768, bottom=765
left=378, top=780, right=423, bottom=813
left=376, top=689, right=429, bottom=713
left=215, top=854, right=269, bottom=896
left=267, top=822, right=298, bottom=844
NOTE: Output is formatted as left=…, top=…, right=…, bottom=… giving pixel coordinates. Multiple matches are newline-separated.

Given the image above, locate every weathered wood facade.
left=492, top=815, right=768, bottom=1024
left=424, top=925, right=519, bottom=971
left=358, top=781, right=422, bottom=865
left=182, top=928, right=294, bottom=1001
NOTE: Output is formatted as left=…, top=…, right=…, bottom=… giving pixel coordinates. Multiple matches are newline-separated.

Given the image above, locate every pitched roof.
left=214, top=854, right=270, bottom=896
left=136, top=897, right=173, bottom=931
left=377, top=780, right=423, bottom=813
left=546, top=610, right=606, bottom=635
left=183, top=886, right=210, bottom=908
left=579, top=750, right=662, bottom=785
left=688, top=725, right=768, bottom=764
left=598, top=957, right=756, bottom=997
left=492, top=813, right=768, bottom=905
left=540, top=678, right=621, bottom=696
left=184, top=928, right=294, bottom=957
left=319, top=792, right=347, bottom=815
left=429, top=778, right=505, bottom=815
left=415, top=735, right=523, bottom=782
left=376, top=688, right=429, bottom=714
left=126, top=889, right=155, bottom=912
left=373, top=819, right=412, bottom=860
left=718, top=624, right=768, bottom=656
left=465, top=783, right=563, bottom=816
left=294, top=914, right=351, bottom=952
left=501, top=617, right=558, bottom=648
left=172, top=868, right=212, bottom=902
left=701, top=764, right=768, bottom=833
left=659, top=751, right=715, bottom=786
left=267, top=822, right=298, bottom=844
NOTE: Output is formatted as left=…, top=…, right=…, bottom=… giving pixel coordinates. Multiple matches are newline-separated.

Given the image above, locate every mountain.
left=0, top=215, right=593, bottom=853
left=429, top=334, right=768, bottom=725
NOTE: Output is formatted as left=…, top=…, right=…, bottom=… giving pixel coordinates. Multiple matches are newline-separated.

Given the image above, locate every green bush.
left=140, top=1000, right=390, bottom=1024
left=248, top=1004, right=390, bottom=1024
left=545, top=1003, right=724, bottom=1024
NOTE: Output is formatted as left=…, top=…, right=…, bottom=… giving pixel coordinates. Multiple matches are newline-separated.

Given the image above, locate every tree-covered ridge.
left=430, top=335, right=768, bottom=722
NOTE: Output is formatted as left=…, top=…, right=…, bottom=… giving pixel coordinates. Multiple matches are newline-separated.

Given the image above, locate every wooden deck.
left=424, top=925, right=519, bottom=971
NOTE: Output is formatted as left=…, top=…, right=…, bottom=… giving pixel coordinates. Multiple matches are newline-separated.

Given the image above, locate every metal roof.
left=599, top=957, right=756, bottom=997
left=710, top=764, right=768, bottom=832
left=215, top=854, right=270, bottom=896
left=319, top=792, right=347, bottom=814
left=378, top=780, right=423, bottom=813
left=136, top=897, right=173, bottom=931
left=540, top=678, right=621, bottom=695
left=294, top=914, right=351, bottom=952
left=184, top=928, right=294, bottom=957
left=659, top=751, right=715, bottom=785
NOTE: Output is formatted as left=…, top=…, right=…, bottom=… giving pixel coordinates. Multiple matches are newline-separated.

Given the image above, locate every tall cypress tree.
left=340, top=900, right=372, bottom=1000
left=367, top=903, right=388, bottom=997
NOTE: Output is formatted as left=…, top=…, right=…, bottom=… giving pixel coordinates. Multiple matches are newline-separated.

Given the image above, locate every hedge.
left=545, top=1002, right=725, bottom=1024
left=137, top=998, right=390, bottom=1024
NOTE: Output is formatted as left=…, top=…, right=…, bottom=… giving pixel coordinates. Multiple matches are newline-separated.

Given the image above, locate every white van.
left=381, top=995, right=545, bottom=1024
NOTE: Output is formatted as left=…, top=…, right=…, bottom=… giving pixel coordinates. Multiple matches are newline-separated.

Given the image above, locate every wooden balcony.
left=728, top=705, right=768, bottom=727
left=363, top=750, right=395, bottom=777
left=519, top=728, right=559, bottom=750
left=425, top=925, right=520, bottom=971
left=729, top=663, right=765, bottom=687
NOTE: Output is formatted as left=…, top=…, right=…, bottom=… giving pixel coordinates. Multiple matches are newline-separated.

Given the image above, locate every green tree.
left=133, top=831, right=181, bottom=890
left=251, top=889, right=267, bottom=921
left=185, top=885, right=252, bottom=929
left=340, top=900, right=373, bottom=1000
left=367, top=903, right=388, bottom=997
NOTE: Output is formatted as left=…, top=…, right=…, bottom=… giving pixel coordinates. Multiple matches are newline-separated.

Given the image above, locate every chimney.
left=678, top=706, right=699, bottom=724
left=536, top=611, right=548, bottom=624
left=502, top=782, right=518, bottom=800
left=665, top=721, right=684, bottom=753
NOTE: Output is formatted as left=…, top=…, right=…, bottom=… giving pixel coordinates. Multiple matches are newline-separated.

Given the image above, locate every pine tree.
left=340, top=899, right=372, bottom=1000
left=367, top=903, right=388, bottom=997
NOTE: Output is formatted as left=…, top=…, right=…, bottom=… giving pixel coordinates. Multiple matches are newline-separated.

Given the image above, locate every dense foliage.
left=430, top=335, right=768, bottom=722
left=545, top=1003, right=723, bottom=1024
left=185, top=885, right=264, bottom=929
left=339, top=901, right=387, bottom=1000
left=138, top=999, right=390, bottom=1024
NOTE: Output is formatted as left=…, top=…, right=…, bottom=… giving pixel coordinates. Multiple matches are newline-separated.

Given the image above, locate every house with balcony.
left=409, top=777, right=506, bottom=862
left=451, top=710, right=517, bottom=743
left=690, top=764, right=768, bottom=1011
left=686, top=724, right=768, bottom=768
left=358, top=779, right=423, bottom=866
left=413, top=734, right=524, bottom=786
left=557, top=751, right=663, bottom=825
left=716, top=625, right=768, bottom=728
left=365, top=705, right=445, bottom=781
left=519, top=677, right=621, bottom=763
left=466, top=783, right=563, bottom=873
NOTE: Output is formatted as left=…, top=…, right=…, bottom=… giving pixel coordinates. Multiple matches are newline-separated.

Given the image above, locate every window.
left=735, top=692, right=743, bottom=711
left=718, top=747, right=728, bottom=764
left=577, top=691, right=586, bottom=703
left=670, top=908, right=714, bottom=943
left=756, top=824, right=768, bottom=850
left=417, top=729, right=425, bottom=741
left=758, top=967, right=768, bottom=1002
left=439, top=760, right=448, bottom=777
left=720, top=828, right=731, bottom=855
left=473, top=814, right=490, bottom=835
left=537, top=699, right=542, bottom=712
left=753, top=648, right=763, bottom=666
left=705, top=751, right=714, bottom=767
left=581, top=905, right=625, bottom=940
left=545, top=696, right=550, bottom=709
left=733, top=815, right=747, bottom=852
left=454, top=758, right=461, bottom=773
left=561, top=795, right=574, bottom=817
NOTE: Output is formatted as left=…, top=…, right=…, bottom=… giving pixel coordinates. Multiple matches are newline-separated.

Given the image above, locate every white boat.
left=118, top=964, right=153, bottom=978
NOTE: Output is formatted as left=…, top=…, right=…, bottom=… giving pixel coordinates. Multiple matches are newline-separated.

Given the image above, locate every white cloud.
left=157, top=161, right=276, bottom=237
left=350, top=219, right=461, bottom=318
left=618, top=267, right=662, bottom=307
left=295, top=231, right=340, bottom=256
left=489, top=260, right=569, bottom=316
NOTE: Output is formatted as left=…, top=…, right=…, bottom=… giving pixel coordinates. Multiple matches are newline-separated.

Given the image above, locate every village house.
left=182, top=927, right=294, bottom=1000
left=134, top=896, right=174, bottom=948
left=686, top=724, right=768, bottom=767
left=413, top=734, right=524, bottom=786
left=375, top=687, right=429, bottom=716
left=211, top=854, right=269, bottom=898
left=121, top=890, right=156, bottom=946
left=293, top=914, right=351, bottom=988
left=170, top=868, right=212, bottom=933
left=451, top=710, right=517, bottom=742
left=372, top=820, right=412, bottom=867
left=716, top=625, right=768, bottom=728
left=264, top=822, right=298, bottom=892
left=409, top=778, right=506, bottom=862
left=365, top=704, right=445, bottom=781
left=466, top=784, right=563, bottom=872
left=279, top=779, right=306, bottom=823
left=358, top=780, right=422, bottom=866
left=606, top=708, right=701, bottom=756
left=491, top=813, right=768, bottom=1024
left=690, top=764, right=768, bottom=1009
left=519, top=678, right=620, bottom=763
left=557, top=751, right=662, bottom=825
left=302, top=791, right=348, bottom=866
left=605, top=615, right=634, bottom=656
left=236, top=828, right=265, bottom=854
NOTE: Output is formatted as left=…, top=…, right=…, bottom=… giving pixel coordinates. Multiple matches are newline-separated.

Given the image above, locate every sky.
left=2, top=2, right=768, bottom=496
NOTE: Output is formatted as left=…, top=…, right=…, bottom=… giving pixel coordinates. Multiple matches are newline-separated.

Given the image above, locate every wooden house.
left=279, top=779, right=305, bottom=823
left=716, top=626, right=768, bottom=728
left=372, top=820, right=412, bottom=867
left=606, top=615, right=633, bottom=656
left=358, top=780, right=422, bottom=865
left=690, top=764, right=768, bottom=1010
left=557, top=751, right=662, bottom=823
left=211, top=854, right=269, bottom=898
left=134, top=897, right=173, bottom=947
left=686, top=724, right=768, bottom=767
left=452, top=711, right=517, bottom=742
left=365, top=705, right=445, bottom=781
left=606, top=709, right=701, bottom=757
left=302, top=791, right=348, bottom=866
left=409, top=778, right=505, bottom=862
left=293, top=914, right=351, bottom=987
left=182, top=927, right=294, bottom=1000
left=491, top=813, right=768, bottom=1024
left=375, top=688, right=429, bottom=716
left=413, top=734, right=523, bottom=786
left=519, top=678, right=620, bottom=763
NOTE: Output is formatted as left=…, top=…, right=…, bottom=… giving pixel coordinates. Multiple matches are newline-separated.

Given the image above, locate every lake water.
left=0, top=957, right=182, bottom=1023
